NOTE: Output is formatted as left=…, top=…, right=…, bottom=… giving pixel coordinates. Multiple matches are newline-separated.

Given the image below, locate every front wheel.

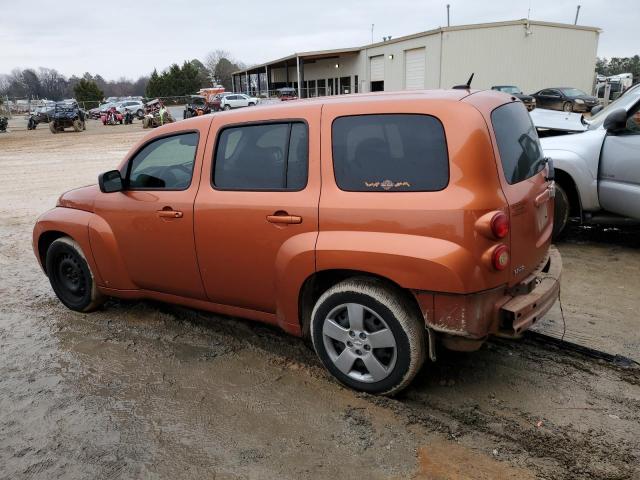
left=552, top=183, right=570, bottom=238
left=311, top=278, right=426, bottom=395
left=46, top=237, right=105, bottom=312
left=72, top=119, right=83, bottom=132
left=563, top=102, right=573, bottom=112
left=223, top=105, right=231, bottom=111
left=49, top=122, right=58, bottom=134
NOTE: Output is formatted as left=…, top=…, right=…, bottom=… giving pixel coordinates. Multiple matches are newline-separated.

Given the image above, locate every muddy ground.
left=0, top=117, right=639, bottom=480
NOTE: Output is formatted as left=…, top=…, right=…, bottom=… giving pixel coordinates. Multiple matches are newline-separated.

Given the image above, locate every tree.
left=215, top=57, right=241, bottom=91
left=73, top=79, right=104, bottom=108
left=596, top=55, right=640, bottom=82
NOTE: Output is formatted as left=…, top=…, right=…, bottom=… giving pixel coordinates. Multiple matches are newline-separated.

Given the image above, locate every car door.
left=93, top=129, right=208, bottom=299
left=599, top=104, right=640, bottom=219
left=194, top=105, right=321, bottom=316
left=548, top=89, right=564, bottom=110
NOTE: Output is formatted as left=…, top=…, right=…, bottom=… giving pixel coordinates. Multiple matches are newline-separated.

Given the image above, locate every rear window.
left=331, top=114, right=449, bottom=192
left=491, top=102, right=545, bottom=184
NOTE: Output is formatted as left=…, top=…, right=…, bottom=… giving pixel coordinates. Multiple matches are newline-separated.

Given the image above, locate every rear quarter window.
left=491, top=102, right=545, bottom=184
left=331, top=114, right=449, bottom=192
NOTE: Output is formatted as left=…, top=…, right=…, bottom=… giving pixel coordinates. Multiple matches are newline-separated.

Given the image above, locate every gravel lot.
left=1, top=117, right=639, bottom=480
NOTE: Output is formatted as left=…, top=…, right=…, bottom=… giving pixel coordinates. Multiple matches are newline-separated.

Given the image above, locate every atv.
left=0, top=116, right=7, bottom=133
left=49, top=101, right=86, bottom=134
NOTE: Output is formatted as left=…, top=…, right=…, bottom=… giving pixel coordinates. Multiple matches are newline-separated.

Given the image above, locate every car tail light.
left=492, top=245, right=510, bottom=271
left=490, top=212, right=509, bottom=239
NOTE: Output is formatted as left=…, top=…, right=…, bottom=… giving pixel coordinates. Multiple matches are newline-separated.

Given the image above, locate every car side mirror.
left=99, top=170, right=123, bottom=193
left=603, top=108, right=627, bottom=132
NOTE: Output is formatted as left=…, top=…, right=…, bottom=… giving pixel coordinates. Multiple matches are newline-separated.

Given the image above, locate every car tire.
left=311, top=278, right=426, bottom=396
left=49, top=122, right=58, bottom=134
left=223, top=105, right=231, bottom=111
left=249, top=102, right=255, bottom=107
left=552, top=183, right=570, bottom=238
left=46, top=237, right=106, bottom=312
left=136, top=109, right=144, bottom=119
left=73, top=119, right=83, bottom=132
left=563, top=102, right=573, bottom=112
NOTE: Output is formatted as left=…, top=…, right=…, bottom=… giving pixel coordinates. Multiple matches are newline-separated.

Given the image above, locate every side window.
left=624, top=104, right=640, bottom=134
left=491, top=102, right=545, bottom=184
left=127, top=132, right=198, bottom=190
left=331, top=114, right=449, bottom=192
left=213, top=122, right=309, bottom=190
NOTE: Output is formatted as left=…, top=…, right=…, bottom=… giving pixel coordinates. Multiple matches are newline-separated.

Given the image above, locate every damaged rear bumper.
left=413, top=246, right=562, bottom=351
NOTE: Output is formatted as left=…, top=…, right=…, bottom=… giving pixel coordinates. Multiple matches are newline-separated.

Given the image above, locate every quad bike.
left=27, top=114, right=38, bottom=130
left=101, top=108, right=124, bottom=125
left=0, top=116, right=7, bottom=133
left=49, top=102, right=86, bottom=134
left=142, top=109, right=174, bottom=128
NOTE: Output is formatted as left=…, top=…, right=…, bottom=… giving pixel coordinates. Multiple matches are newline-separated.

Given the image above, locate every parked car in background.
left=277, top=87, right=298, bottom=101
left=533, top=83, right=640, bottom=237
left=116, top=100, right=145, bottom=119
left=183, top=95, right=211, bottom=118
left=531, top=87, right=598, bottom=112
left=210, top=92, right=233, bottom=111
left=219, top=93, right=259, bottom=110
left=491, top=85, right=536, bottom=111
left=33, top=90, right=560, bottom=395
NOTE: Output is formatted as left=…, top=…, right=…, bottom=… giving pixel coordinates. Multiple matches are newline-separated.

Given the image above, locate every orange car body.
left=33, top=90, right=561, bottom=350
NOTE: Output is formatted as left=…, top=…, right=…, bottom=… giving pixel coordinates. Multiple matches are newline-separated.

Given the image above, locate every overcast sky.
left=1, top=0, right=637, bottom=80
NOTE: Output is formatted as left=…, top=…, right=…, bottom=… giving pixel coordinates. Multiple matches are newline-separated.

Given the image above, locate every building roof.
left=232, top=19, right=601, bottom=75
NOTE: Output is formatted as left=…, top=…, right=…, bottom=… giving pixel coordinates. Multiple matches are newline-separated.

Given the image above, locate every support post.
left=245, top=71, right=249, bottom=95
left=265, top=66, right=270, bottom=98
left=296, top=56, right=302, bottom=98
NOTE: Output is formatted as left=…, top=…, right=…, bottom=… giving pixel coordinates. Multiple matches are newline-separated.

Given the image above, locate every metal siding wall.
left=440, top=24, right=599, bottom=94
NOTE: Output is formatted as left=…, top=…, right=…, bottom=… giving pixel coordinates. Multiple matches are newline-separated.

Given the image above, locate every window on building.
left=332, top=114, right=449, bottom=192
left=214, top=122, right=308, bottom=190
left=354, top=75, right=359, bottom=93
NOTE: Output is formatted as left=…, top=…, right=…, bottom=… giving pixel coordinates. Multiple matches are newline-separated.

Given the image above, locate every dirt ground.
left=0, top=117, right=639, bottom=480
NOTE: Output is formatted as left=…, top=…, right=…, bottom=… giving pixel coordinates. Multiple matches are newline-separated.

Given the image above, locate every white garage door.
left=404, top=48, right=425, bottom=90
left=370, top=56, right=384, bottom=82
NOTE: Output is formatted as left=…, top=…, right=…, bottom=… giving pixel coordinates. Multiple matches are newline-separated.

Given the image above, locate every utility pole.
left=447, top=4, right=450, bottom=27
left=371, top=24, right=374, bottom=44
left=574, top=5, right=581, bottom=25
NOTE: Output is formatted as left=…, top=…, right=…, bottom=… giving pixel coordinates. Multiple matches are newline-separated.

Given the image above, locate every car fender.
left=545, top=149, right=600, bottom=211
left=274, top=232, right=318, bottom=333
left=541, top=129, right=607, bottom=212
left=316, top=231, right=477, bottom=293
left=33, top=207, right=105, bottom=286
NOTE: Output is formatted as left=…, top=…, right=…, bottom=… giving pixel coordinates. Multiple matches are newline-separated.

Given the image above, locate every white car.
left=531, top=84, right=640, bottom=236
left=116, top=100, right=145, bottom=119
left=220, top=94, right=259, bottom=110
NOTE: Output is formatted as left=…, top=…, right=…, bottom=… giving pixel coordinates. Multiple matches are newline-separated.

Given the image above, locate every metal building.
left=232, top=19, right=601, bottom=97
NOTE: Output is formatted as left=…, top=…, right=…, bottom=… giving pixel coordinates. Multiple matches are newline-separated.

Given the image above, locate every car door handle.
left=157, top=209, right=183, bottom=219
left=266, top=213, right=302, bottom=224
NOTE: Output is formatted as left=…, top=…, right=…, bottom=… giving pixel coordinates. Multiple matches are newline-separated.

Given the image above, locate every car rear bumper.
left=412, top=246, right=562, bottom=351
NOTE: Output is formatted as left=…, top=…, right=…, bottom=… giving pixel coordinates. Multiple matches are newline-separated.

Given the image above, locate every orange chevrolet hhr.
left=33, top=90, right=561, bottom=395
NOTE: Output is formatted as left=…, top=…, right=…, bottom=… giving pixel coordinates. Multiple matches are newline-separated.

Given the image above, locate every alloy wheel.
left=321, top=303, right=397, bottom=383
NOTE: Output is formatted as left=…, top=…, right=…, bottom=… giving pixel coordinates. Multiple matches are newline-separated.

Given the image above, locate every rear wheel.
left=223, top=105, right=231, bottom=111
left=136, top=109, right=144, bottom=119
left=563, top=102, right=573, bottom=112
left=311, top=278, right=426, bottom=395
left=552, top=183, right=570, bottom=238
left=49, top=122, right=58, bottom=134
left=46, top=237, right=105, bottom=312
